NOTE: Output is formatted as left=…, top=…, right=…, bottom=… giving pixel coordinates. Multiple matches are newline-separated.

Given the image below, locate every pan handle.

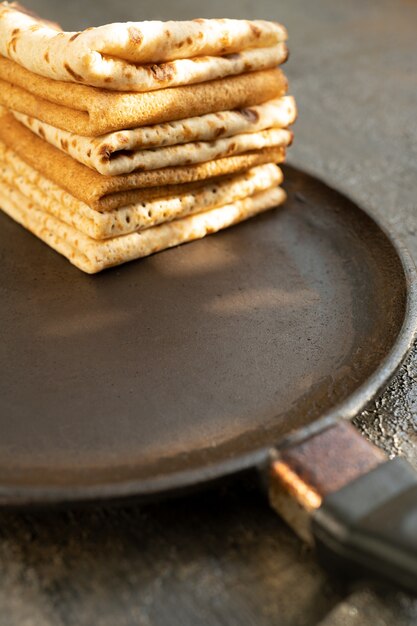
left=268, top=420, right=417, bottom=594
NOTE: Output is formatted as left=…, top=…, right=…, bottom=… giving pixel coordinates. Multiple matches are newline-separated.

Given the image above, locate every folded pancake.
left=0, top=4, right=287, bottom=89
left=0, top=143, right=283, bottom=238
left=0, top=178, right=286, bottom=274
left=0, top=59, right=287, bottom=136
left=14, top=110, right=292, bottom=175
left=0, top=110, right=286, bottom=210
left=12, top=96, right=296, bottom=175
left=0, top=57, right=287, bottom=135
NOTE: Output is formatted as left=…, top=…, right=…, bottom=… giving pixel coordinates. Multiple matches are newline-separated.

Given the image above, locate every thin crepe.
left=0, top=4, right=287, bottom=90
left=0, top=56, right=287, bottom=134
left=0, top=111, right=286, bottom=210
left=15, top=109, right=292, bottom=175
left=0, top=144, right=282, bottom=238
left=0, top=179, right=286, bottom=274
left=12, top=96, right=296, bottom=175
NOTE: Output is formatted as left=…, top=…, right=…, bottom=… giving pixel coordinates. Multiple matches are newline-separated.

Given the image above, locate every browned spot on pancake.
left=29, top=24, right=40, bottom=31
left=128, top=26, right=143, bottom=45
left=64, top=63, right=84, bottom=82
left=192, top=56, right=209, bottom=63
left=12, top=28, right=20, bottom=35
left=243, top=62, right=252, bottom=71
left=214, top=126, right=226, bottom=137
left=104, top=77, right=113, bottom=83
left=125, top=71, right=132, bottom=79
left=8, top=37, right=18, bottom=53
left=186, top=36, right=193, bottom=44
left=176, top=40, right=185, bottom=48
left=99, top=144, right=112, bottom=159
left=238, top=107, right=259, bottom=123
left=38, top=127, right=45, bottom=139
left=182, top=125, right=193, bottom=139
left=69, top=32, right=81, bottom=42
left=44, top=50, right=49, bottom=62
left=184, top=158, right=192, bottom=164
left=60, top=138, right=68, bottom=150
left=71, top=139, right=77, bottom=147
left=149, top=63, right=175, bottom=81
left=194, top=19, right=205, bottom=23
left=87, top=149, right=92, bottom=157
left=164, top=29, right=171, bottom=38
left=215, top=112, right=225, bottom=120
left=250, top=23, right=262, bottom=38
left=197, top=31, right=203, bottom=39
left=220, top=34, right=229, bottom=48
left=118, top=135, right=130, bottom=145
left=223, top=52, right=240, bottom=61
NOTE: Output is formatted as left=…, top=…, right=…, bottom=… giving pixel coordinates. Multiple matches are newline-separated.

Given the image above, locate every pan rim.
left=1, top=166, right=417, bottom=507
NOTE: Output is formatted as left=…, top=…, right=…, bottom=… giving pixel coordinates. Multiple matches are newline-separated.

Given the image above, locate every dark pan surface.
left=0, top=166, right=416, bottom=505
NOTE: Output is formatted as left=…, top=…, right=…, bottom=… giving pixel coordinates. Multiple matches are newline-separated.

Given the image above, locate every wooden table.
left=1, top=0, right=416, bottom=624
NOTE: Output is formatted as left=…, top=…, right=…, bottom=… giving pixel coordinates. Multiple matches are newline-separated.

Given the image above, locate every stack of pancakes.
left=0, top=2, right=296, bottom=273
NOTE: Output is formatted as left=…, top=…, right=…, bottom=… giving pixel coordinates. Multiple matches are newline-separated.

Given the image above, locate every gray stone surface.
left=1, top=0, right=417, bottom=624
left=318, top=588, right=417, bottom=626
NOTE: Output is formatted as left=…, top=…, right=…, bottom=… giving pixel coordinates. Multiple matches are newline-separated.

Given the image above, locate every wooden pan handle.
left=269, top=421, right=417, bottom=594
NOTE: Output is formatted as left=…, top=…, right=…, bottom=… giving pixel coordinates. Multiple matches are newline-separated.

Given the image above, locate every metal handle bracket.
left=269, top=421, right=417, bottom=594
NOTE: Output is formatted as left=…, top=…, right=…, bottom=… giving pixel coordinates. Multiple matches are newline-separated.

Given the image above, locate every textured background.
left=1, top=0, right=417, bottom=624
